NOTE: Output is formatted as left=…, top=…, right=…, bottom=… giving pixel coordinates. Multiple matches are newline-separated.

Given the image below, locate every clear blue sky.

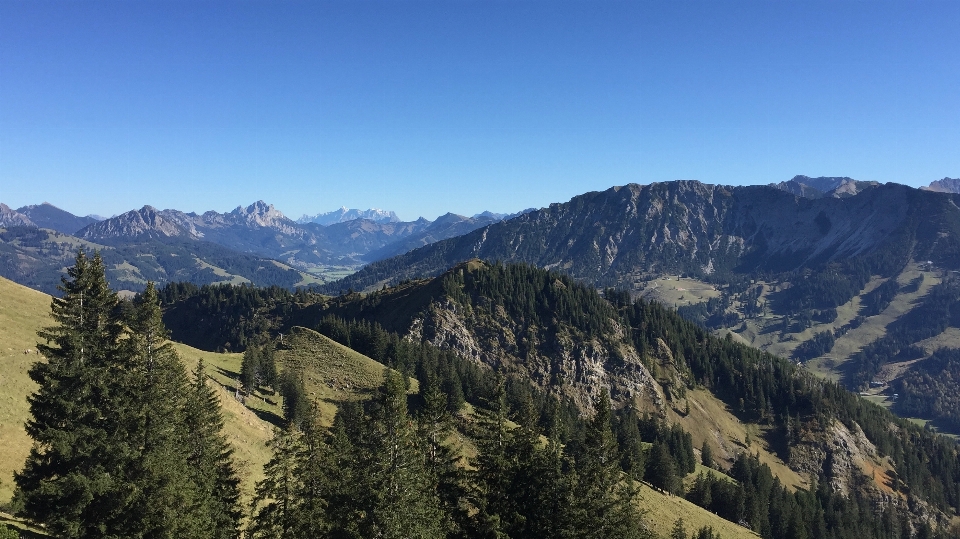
left=2, top=0, right=958, bottom=221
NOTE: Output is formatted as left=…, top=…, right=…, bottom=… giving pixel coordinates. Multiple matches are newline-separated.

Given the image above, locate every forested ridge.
left=153, top=261, right=960, bottom=537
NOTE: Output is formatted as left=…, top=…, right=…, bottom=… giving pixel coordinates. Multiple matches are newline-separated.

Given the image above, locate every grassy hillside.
left=0, top=274, right=409, bottom=512
left=636, top=484, right=759, bottom=539
left=277, top=326, right=413, bottom=426
left=0, top=277, right=49, bottom=505
left=0, top=277, right=280, bottom=508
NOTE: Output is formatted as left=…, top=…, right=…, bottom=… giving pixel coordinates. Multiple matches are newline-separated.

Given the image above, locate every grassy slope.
left=0, top=276, right=278, bottom=508
left=277, top=326, right=416, bottom=427
left=726, top=264, right=941, bottom=372
left=170, top=343, right=275, bottom=503
left=667, top=389, right=807, bottom=491
left=0, top=277, right=49, bottom=504
left=638, top=276, right=721, bottom=309
left=636, top=485, right=759, bottom=539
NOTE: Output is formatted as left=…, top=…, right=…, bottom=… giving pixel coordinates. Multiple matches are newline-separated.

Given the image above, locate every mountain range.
left=321, top=179, right=960, bottom=295
left=0, top=200, right=524, bottom=294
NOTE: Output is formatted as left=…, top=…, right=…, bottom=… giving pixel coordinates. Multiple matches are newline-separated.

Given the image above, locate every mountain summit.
left=298, top=207, right=401, bottom=225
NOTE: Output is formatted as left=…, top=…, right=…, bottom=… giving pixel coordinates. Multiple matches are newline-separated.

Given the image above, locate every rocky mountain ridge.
left=923, top=177, right=960, bottom=194
left=322, top=180, right=957, bottom=295
left=770, top=175, right=880, bottom=199
left=0, top=198, right=527, bottom=293
left=0, top=203, right=36, bottom=228
left=73, top=201, right=518, bottom=269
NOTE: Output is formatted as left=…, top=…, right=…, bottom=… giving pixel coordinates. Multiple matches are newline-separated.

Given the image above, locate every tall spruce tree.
left=123, top=282, right=202, bottom=537
left=248, top=426, right=304, bottom=539
left=15, top=250, right=131, bottom=538
left=568, top=390, right=649, bottom=539
left=470, top=375, right=512, bottom=538
left=350, top=369, right=444, bottom=539
left=185, top=359, right=243, bottom=538
left=418, top=377, right=468, bottom=535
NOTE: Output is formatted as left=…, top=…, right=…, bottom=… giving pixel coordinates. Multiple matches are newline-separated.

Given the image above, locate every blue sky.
left=1, top=0, right=958, bottom=221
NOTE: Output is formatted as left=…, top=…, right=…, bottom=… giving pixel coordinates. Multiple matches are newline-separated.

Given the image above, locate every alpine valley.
left=4, top=176, right=960, bottom=538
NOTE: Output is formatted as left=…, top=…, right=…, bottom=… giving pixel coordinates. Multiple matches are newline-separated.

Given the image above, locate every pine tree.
left=505, top=391, right=573, bottom=539
left=645, top=441, right=679, bottom=494
left=567, top=390, right=649, bottom=539
left=122, top=282, right=202, bottom=537
left=351, top=369, right=444, bottom=539
left=418, top=377, right=468, bottom=535
left=248, top=426, right=304, bottom=539
left=186, top=359, right=243, bottom=538
left=240, top=345, right=262, bottom=392
left=319, top=403, right=365, bottom=536
left=289, top=411, right=331, bottom=538
left=701, top=440, right=714, bottom=469
left=470, top=375, right=512, bottom=538
left=671, top=518, right=688, bottom=539
left=14, top=250, right=131, bottom=538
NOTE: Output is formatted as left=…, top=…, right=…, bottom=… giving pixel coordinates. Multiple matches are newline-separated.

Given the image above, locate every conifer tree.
left=289, top=410, right=331, bottom=537
left=317, top=403, right=365, bottom=536
left=240, top=345, right=262, bottom=392
left=122, top=282, right=202, bottom=537
left=567, top=389, right=649, bottom=539
left=186, top=359, right=243, bottom=538
left=248, top=426, right=304, bottom=539
left=418, top=377, right=467, bottom=535
left=645, top=441, right=679, bottom=494
left=351, top=369, right=444, bottom=539
left=15, top=250, right=130, bottom=538
left=701, top=440, right=714, bottom=469
left=505, top=390, right=573, bottom=539
left=470, top=375, right=512, bottom=537
left=671, top=518, right=688, bottom=539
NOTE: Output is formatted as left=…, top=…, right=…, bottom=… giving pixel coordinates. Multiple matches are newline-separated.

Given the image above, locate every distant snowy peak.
left=770, top=176, right=878, bottom=199
left=298, top=207, right=400, bottom=225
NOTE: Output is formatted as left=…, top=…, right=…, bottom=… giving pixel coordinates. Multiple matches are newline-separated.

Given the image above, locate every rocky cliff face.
left=924, top=177, right=960, bottom=194
left=77, top=205, right=200, bottom=240
left=408, top=295, right=660, bottom=412
left=0, top=204, right=36, bottom=228
left=789, top=419, right=947, bottom=531
left=326, top=180, right=942, bottom=294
